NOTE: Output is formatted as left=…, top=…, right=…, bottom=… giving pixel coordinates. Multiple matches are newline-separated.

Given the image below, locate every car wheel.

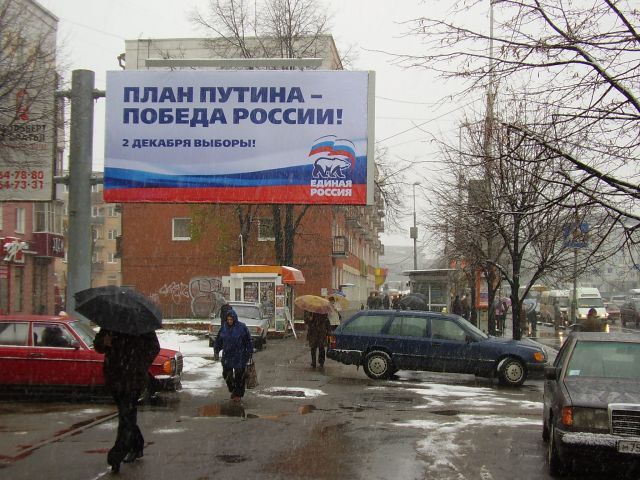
left=363, top=350, right=392, bottom=380
left=542, top=413, right=550, bottom=442
left=548, top=423, right=566, bottom=477
left=497, top=357, right=527, bottom=387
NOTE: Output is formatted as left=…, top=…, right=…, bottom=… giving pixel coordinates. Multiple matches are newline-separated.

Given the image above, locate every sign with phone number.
left=0, top=169, right=48, bottom=193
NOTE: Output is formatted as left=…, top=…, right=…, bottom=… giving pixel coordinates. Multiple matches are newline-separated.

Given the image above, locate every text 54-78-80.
left=0, top=170, right=45, bottom=190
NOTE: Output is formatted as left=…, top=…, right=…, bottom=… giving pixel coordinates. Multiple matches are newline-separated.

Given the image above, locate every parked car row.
left=0, top=315, right=183, bottom=397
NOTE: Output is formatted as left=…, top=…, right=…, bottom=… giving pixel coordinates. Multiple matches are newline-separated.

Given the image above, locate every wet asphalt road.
left=0, top=322, right=637, bottom=480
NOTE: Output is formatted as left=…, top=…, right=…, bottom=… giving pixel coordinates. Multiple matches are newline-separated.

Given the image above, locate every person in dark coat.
left=94, top=328, right=160, bottom=473
left=382, top=294, right=390, bottom=310
left=452, top=295, right=462, bottom=316
left=304, top=311, right=332, bottom=368
left=213, top=308, right=253, bottom=402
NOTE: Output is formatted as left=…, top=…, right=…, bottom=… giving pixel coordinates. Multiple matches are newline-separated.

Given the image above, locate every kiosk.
left=223, top=265, right=305, bottom=334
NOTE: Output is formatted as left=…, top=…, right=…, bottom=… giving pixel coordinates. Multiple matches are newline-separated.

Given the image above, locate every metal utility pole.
left=410, top=182, right=420, bottom=270
left=64, top=70, right=104, bottom=314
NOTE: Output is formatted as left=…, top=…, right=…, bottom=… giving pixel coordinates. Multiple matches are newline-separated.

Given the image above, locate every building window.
left=91, top=183, right=101, bottom=193
left=107, top=205, right=118, bottom=217
left=172, top=218, right=191, bottom=241
left=15, top=208, right=25, bottom=233
left=107, top=252, right=118, bottom=263
left=258, top=218, right=275, bottom=241
left=34, top=202, right=64, bottom=233
left=91, top=206, right=103, bottom=218
left=92, top=226, right=102, bottom=240
left=108, top=229, right=118, bottom=240
left=92, top=251, right=100, bottom=263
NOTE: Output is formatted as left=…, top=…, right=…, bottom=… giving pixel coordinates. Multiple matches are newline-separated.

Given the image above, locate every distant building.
left=0, top=0, right=63, bottom=314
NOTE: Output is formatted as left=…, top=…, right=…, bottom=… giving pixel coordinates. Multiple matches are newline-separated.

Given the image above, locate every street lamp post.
left=410, top=182, right=420, bottom=270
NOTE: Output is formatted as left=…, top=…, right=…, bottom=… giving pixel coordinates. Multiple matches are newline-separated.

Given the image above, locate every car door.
left=543, top=336, right=574, bottom=429
left=30, top=322, right=95, bottom=386
left=0, top=321, right=31, bottom=385
left=384, top=314, right=429, bottom=370
left=427, top=317, right=474, bottom=374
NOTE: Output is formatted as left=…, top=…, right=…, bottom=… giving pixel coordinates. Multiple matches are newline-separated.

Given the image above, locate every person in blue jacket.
left=213, top=308, right=253, bottom=402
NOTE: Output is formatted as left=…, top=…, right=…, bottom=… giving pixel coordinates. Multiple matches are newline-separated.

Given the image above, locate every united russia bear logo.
left=309, top=135, right=356, bottom=180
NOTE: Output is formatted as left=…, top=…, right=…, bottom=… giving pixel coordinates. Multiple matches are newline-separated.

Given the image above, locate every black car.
left=543, top=332, right=640, bottom=477
left=620, top=300, right=640, bottom=328
left=327, top=310, right=548, bottom=387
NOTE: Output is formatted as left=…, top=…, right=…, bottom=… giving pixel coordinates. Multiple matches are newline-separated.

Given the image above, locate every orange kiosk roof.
left=229, top=265, right=305, bottom=285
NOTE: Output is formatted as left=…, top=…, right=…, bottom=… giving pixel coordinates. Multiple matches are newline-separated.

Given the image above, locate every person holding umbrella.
left=74, top=286, right=164, bottom=473
left=304, top=311, right=332, bottom=368
left=213, top=308, right=254, bottom=402
left=294, top=295, right=334, bottom=368
left=94, top=329, right=159, bottom=473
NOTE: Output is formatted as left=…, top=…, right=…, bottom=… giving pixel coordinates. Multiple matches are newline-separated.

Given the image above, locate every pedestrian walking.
left=304, top=311, right=332, bottom=368
left=452, top=295, right=462, bottom=316
left=382, top=294, right=390, bottom=310
left=460, top=295, right=470, bottom=320
left=581, top=307, right=605, bottom=332
left=327, top=296, right=342, bottom=330
left=94, top=328, right=160, bottom=473
left=213, top=308, right=254, bottom=402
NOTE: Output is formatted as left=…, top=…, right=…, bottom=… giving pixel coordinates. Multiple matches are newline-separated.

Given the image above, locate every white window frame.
left=108, top=229, right=118, bottom=240
left=91, top=206, right=103, bottom=218
left=15, top=207, right=25, bottom=234
left=107, top=205, right=118, bottom=217
left=107, top=252, right=118, bottom=263
left=172, top=218, right=191, bottom=241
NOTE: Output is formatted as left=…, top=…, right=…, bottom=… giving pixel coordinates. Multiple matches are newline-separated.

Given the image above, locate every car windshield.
left=232, top=305, right=261, bottom=319
left=451, top=315, right=488, bottom=339
left=577, top=297, right=604, bottom=308
left=565, top=341, right=640, bottom=379
left=70, top=321, right=97, bottom=348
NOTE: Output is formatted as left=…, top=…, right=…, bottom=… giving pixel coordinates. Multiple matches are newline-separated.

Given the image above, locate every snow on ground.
left=157, top=330, right=225, bottom=395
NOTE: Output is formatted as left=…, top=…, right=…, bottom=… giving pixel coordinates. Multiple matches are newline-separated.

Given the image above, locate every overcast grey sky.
left=38, top=0, right=489, bottom=247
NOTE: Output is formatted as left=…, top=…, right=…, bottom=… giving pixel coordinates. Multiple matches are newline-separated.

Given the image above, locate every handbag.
left=245, top=358, right=258, bottom=389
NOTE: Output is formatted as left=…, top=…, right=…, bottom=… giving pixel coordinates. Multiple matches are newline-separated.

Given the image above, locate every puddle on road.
left=431, top=409, right=460, bottom=416
left=198, top=403, right=251, bottom=418
left=198, top=403, right=316, bottom=419
left=217, top=454, right=248, bottom=463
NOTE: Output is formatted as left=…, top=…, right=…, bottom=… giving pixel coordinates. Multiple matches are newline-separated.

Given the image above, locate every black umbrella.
left=74, top=286, right=162, bottom=335
left=399, top=293, right=428, bottom=311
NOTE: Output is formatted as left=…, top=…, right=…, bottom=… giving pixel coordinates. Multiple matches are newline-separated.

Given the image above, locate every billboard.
left=104, top=70, right=374, bottom=205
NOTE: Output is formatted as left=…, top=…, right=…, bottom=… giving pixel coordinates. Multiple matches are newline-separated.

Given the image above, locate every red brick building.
left=119, top=201, right=384, bottom=319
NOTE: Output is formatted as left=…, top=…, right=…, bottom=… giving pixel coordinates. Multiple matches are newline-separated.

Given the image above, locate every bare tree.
left=428, top=112, right=613, bottom=339
left=399, top=0, right=640, bottom=240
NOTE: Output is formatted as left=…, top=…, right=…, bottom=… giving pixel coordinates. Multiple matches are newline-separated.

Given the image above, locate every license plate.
left=618, top=440, right=640, bottom=454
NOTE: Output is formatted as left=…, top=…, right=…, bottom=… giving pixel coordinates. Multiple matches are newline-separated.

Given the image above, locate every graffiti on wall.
left=157, top=277, right=225, bottom=318
left=189, top=277, right=225, bottom=318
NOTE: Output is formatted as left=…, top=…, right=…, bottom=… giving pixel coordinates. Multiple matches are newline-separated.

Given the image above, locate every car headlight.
left=163, top=358, right=176, bottom=375
left=562, top=407, right=609, bottom=430
left=533, top=351, right=545, bottom=362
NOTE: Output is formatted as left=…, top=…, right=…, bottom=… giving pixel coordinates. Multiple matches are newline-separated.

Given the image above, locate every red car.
left=0, top=315, right=182, bottom=395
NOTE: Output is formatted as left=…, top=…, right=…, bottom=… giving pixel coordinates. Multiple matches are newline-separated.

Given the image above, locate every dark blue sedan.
left=326, top=310, right=548, bottom=386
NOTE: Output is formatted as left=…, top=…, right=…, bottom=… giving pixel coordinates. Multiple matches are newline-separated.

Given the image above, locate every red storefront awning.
left=280, top=266, right=305, bottom=285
